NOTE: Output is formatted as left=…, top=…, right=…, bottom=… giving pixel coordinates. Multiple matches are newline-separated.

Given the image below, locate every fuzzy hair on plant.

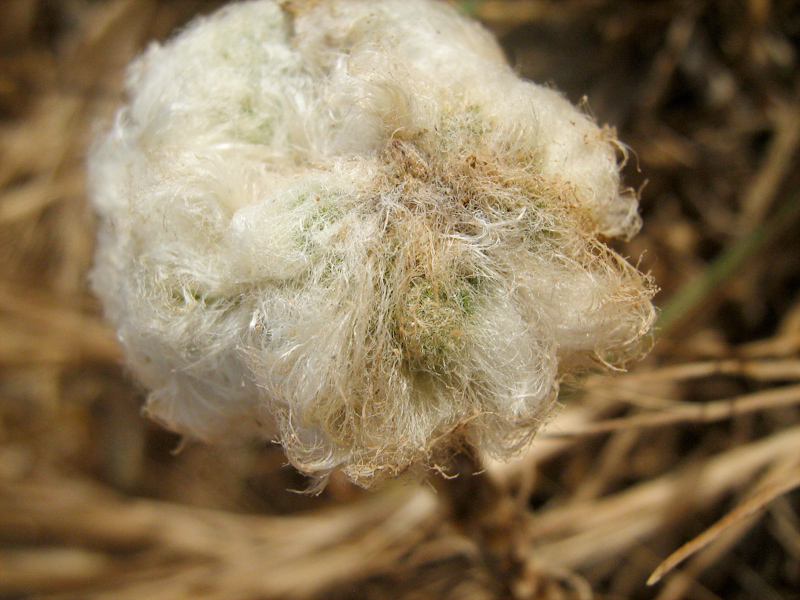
left=89, top=0, right=656, bottom=488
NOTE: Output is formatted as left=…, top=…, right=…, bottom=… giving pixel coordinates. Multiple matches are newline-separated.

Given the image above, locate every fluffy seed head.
left=89, top=0, right=656, bottom=487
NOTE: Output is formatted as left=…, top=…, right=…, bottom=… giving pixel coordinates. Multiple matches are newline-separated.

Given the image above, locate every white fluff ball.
left=89, top=0, right=655, bottom=487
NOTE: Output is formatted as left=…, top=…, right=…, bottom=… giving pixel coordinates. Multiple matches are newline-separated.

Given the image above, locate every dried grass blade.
left=618, top=358, right=800, bottom=383
left=648, top=467, right=800, bottom=585
left=0, top=284, right=120, bottom=363
left=529, top=426, right=800, bottom=569
left=556, top=383, right=800, bottom=437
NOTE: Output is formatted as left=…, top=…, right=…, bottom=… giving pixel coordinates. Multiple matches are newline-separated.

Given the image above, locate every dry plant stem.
left=434, top=444, right=529, bottom=599
left=739, top=98, right=800, bottom=227
left=527, top=424, right=800, bottom=569
left=742, top=298, right=800, bottom=357
left=650, top=457, right=800, bottom=600
left=555, top=382, right=800, bottom=437
left=769, top=498, right=800, bottom=561
left=0, top=283, right=120, bottom=365
left=648, top=465, right=800, bottom=585
left=0, top=477, right=441, bottom=599
left=618, top=358, right=800, bottom=383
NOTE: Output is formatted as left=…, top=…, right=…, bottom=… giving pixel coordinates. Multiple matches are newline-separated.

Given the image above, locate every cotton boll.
left=89, top=0, right=656, bottom=487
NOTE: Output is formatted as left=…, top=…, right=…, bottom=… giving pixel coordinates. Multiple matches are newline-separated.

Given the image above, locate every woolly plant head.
left=90, top=0, right=656, bottom=488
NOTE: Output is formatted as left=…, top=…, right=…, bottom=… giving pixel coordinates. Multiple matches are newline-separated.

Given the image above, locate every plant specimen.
left=89, top=0, right=655, bottom=488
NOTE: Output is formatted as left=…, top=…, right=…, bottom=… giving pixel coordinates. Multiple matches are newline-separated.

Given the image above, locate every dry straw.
left=2, top=0, right=799, bottom=597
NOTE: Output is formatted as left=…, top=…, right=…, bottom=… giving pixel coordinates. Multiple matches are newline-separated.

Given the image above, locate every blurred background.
left=1, top=1, right=799, bottom=598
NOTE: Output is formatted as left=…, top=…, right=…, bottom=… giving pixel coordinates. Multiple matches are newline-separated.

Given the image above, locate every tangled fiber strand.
left=89, top=0, right=655, bottom=487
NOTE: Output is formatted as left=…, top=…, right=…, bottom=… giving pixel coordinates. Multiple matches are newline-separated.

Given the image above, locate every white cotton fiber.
left=89, top=0, right=656, bottom=487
